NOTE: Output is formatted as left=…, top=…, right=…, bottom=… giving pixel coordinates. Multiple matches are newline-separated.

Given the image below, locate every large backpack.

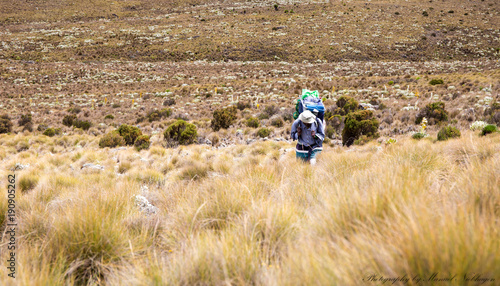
left=293, top=89, right=325, bottom=122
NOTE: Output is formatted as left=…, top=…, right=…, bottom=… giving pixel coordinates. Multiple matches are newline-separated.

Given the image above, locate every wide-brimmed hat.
left=298, top=110, right=315, bottom=124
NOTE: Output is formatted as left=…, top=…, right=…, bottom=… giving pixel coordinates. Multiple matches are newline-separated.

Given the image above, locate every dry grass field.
left=0, top=0, right=499, bottom=285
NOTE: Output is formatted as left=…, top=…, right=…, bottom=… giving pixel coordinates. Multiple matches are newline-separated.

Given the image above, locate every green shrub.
left=422, top=11, right=429, bottom=16
left=270, top=117, right=284, bottom=128
left=480, top=124, right=497, bottom=136
left=335, top=96, right=359, bottom=115
left=211, top=106, right=237, bottom=131
left=134, top=135, right=151, bottom=151
left=62, top=114, right=77, bottom=127
left=18, top=113, right=32, bottom=126
left=257, top=128, right=271, bottom=138
left=104, top=114, right=115, bottom=120
left=429, top=79, right=444, bottom=85
left=437, top=126, right=461, bottom=141
left=342, top=110, right=379, bottom=146
left=164, top=120, right=198, bottom=147
left=43, top=128, right=56, bottom=137
left=112, top=103, right=121, bottom=108
left=388, top=80, right=394, bottom=85
left=117, top=124, right=142, bottom=145
left=0, top=115, right=13, bottom=134
left=246, top=117, right=260, bottom=128
left=147, top=108, right=171, bottom=122
left=73, top=119, right=92, bottom=130
left=415, top=102, right=448, bottom=125
left=99, top=131, right=126, bottom=148
left=412, top=132, right=426, bottom=140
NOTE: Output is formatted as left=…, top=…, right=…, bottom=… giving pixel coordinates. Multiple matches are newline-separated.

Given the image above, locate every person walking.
left=291, top=110, right=325, bottom=165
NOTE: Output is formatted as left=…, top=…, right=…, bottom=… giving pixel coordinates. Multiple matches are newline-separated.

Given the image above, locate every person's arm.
left=291, top=120, right=300, bottom=141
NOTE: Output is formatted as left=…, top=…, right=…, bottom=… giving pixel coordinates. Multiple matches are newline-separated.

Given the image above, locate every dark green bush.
left=118, top=124, right=142, bottom=145
left=147, top=108, right=171, bottom=122
left=246, top=117, right=260, bottom=128
left=437, top=126, right=461, bottom=141
left=422, top=11, right=429, bottom=16
left=68, top=107, right=81, bottom=114
left=388, top=80, right=394, bottom=85
left=62, top=114, right=77, bottom=127
left=335, top=96, right=359, bottom=116
left=99, top=131, right=126, bottom=148
left=481, top=124, right=497, bottom=136
left=134, top=135, right=151, bottom=151
left=429, top=79, right=444, bottom=85
left=342, top=110, right=379, bottom=146
left=104, top=114, right=114, bottom=120
left=73, top=119, right=92, bottom=131
left=164, top=120, right=198, bottom=147
left=211, top=106, right=237, bottom=131
left=18, top=114, right=32, bottom=126
left=412, top=132, right=426, bottom=140
left=257, top=128, right=271, bottom=138
left=43, top=128, right=56, bottom=137
left=0, top=115, right=13, bottom=134
left=415, top=102, right=448, bottom=125
left=270, top=117, right=284, bottom=128
left=112, top=103, right=121, bottom=108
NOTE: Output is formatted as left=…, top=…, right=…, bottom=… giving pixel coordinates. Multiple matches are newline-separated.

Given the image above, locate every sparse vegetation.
left=257, top=127, right=271, bottom=138
left=437, top=126, right=461, bottom=141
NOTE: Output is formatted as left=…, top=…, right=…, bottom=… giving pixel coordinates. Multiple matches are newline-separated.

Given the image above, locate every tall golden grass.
left=0, top=132, right=499, bottom=285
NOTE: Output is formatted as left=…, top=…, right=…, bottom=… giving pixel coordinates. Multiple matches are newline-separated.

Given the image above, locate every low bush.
left=43, top=128, right=56, bottom=137
left=211, top=106, right=237, bottom=131
left=257, top=128, right=271, bottom=138
left=0, top=115, right=13, bottom=134
left=104, top=114, right=114, bottom=120
left=134, top=135, right=151, bottom=151
left=164, top=120, right=198, bottom=147
left=73, top=119, right=92, bottom=131
left=437, top=126, right=461, bottom=141
left=335, top=96, right=359, bottom=116
left=37, top=123, right=48, bottom=132
left=147, top=108, right=171, bottom=122
left=246, top=117, right=260, bottom=128
left=18, top=114, right=32, bottom=126
left=342, top=110, right=379, bottom=146
left=163, top=98, right=176, bottom=106
left=429, top=79, right=444, bottom=85
left=270, top=117, right=284, bottom=128
left=480, top=124, right=497, bottom=136
left=415, top=102, right=448, bottom=125
left=99, top=131, right=126, bottom=148
left=412, top=132, right=426, bottom=140
left=117, top=124, right=142, bottom=145
left=62, top=114, right=77, bottom=127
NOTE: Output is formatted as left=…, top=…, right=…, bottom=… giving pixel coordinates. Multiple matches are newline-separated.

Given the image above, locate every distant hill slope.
left=0, top=0, right=498, bottom=62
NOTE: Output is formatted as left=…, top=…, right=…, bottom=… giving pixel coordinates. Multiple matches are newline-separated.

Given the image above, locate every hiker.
left=291, top=110, right=324, bottom=165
